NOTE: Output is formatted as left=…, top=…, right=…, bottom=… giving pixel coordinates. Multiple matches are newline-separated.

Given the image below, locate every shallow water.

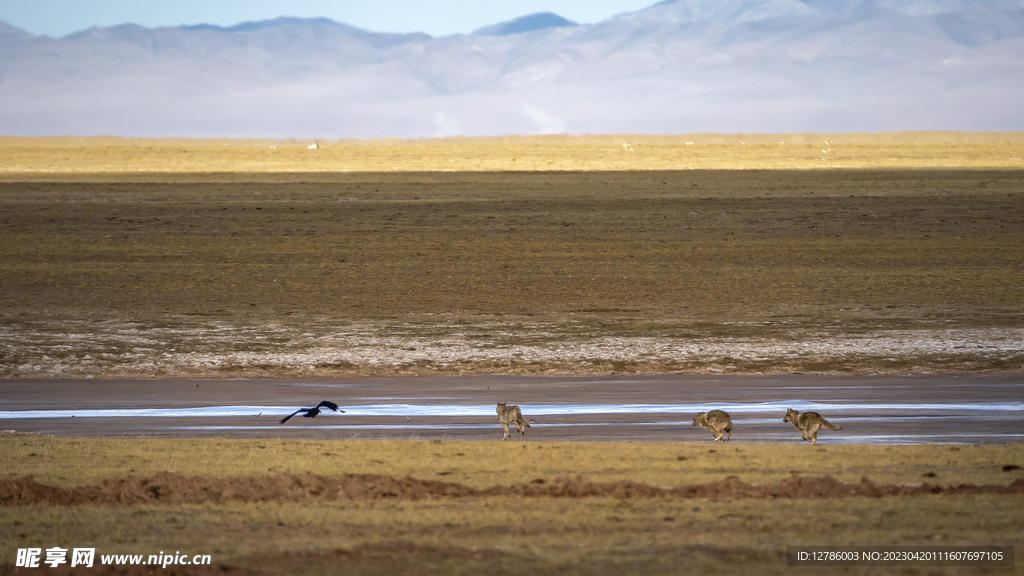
left=3, top=400, right=1022, bottom=419
left=1, top=374, right=1021, bottom=444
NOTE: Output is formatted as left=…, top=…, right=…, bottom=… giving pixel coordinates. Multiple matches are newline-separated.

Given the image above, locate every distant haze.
left=1, top=0, right=1023, bottom=138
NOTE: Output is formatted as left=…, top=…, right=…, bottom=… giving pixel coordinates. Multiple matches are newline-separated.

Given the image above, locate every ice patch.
left=3, top=400, right=1020, bottom=419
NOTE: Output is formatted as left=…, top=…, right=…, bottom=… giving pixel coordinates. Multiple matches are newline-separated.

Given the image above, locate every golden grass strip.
left=2, top=134, right=1024, bottom=175
left=4, top=437, right=1023, bottom=489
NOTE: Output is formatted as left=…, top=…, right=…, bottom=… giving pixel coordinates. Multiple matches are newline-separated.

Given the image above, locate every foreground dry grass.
left=2, top=497, right=1021, bottom=575
left=5, top=437, right=1024, bottom=488
left=2, top=437, right=1023, bottom=575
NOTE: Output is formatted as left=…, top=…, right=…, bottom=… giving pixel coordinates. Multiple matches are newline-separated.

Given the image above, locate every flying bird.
left=279, top=401, right=344, bottom=424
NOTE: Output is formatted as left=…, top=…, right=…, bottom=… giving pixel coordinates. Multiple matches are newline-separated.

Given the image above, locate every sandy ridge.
left=3, top=472, right=1024, bottom=506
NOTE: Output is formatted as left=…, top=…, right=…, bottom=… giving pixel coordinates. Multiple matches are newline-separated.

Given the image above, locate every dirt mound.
left=0, top=472, right=475, bottom=506
left=483, top=474, right=1024, bottom=499
left=3, top=472, right=1023, bottom=506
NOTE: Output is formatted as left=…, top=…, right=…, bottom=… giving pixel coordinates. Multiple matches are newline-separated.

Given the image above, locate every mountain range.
left=2, top=0, right=1023, bottom=138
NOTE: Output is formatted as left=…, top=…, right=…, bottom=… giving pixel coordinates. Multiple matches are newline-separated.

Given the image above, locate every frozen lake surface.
left=1, top=374, right=1021, bottom=444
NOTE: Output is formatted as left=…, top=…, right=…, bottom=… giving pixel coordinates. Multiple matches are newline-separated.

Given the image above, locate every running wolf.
left=783, top=408, right=841, bottom=444
left=692, top=410, right=732, bottom=442
left=496, top=402, right=531, bottom=440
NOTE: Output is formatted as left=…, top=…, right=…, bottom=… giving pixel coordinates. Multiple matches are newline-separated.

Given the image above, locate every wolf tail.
left=821, top=419, right=842, bottom=431
left=511, top=407, right=530, bottom=428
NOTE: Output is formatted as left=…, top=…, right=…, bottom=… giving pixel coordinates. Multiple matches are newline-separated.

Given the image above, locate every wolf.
left=783, top=408, right=841, bottom=444
left=496, top=402, right=531, bottom=440
left=692, top=410, right=732, bottom=442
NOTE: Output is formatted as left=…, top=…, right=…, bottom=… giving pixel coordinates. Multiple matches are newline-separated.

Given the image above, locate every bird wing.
left=317, top=400, right=342, bottom=412
left=279, top=408, right=305, bottom=424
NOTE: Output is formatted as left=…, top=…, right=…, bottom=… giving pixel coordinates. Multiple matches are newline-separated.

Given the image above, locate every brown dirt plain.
left=2, top=133, right=1023, bottom=377
left=1, top=134, right=1023, bottom=575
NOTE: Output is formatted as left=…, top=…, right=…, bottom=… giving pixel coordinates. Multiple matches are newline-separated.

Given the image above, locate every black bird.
left=279, top=401, right=344, bottom=424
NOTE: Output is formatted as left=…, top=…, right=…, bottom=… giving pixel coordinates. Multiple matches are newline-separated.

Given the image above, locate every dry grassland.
left=2, top=132, right=1024, bottom=174
left=7, top=437, right=1024, bottom=488
left=4, top=496, right=1019, bottom=576
left=2, top=436, right=1023, bottom=576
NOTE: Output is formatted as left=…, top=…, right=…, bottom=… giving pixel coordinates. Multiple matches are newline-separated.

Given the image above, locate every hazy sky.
left=0, top=0, right=658, bottom=37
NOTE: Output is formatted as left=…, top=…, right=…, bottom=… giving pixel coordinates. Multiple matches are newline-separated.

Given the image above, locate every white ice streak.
left=4, top=400, right=1021, bottom=420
